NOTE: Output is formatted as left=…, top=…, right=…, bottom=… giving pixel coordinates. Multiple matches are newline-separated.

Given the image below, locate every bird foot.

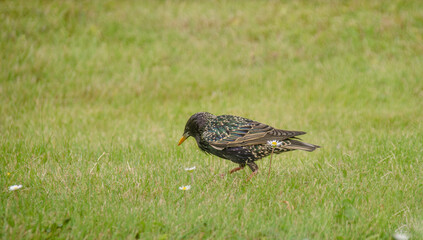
left=246, top=170, right=258, bottom=182
left=229, top=166, right=245, bottom=174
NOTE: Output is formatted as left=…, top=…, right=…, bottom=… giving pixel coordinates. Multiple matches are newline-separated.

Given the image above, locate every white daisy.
left=9, top=185, right=23, bottom=191
left=184, top=166, right=196, bottom=172
left=393, top=233, right=409, bottom=240
left=267, top=140, right=282, bottom=148
left=179, top=185, right=191, bottom=191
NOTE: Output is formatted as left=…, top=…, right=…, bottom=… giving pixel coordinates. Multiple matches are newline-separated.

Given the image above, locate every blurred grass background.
left=1, top=0, right=423, bottom=239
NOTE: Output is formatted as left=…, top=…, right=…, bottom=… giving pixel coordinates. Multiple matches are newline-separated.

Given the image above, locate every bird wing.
left=204, top=115, right=306, bottom=150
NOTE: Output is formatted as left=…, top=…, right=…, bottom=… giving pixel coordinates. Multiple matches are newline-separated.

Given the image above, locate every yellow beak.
left=178, top=136, right=187, bottom=146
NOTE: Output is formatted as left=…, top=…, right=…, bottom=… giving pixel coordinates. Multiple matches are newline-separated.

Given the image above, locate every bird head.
left=178, top=112, right=215, bottom=145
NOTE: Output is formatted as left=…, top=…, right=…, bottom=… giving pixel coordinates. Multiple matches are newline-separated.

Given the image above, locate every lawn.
left=1, top=0, right=423, bottom=239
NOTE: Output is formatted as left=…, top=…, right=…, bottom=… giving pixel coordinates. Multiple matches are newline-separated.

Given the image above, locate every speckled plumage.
left=179, top=112, right=320, bottom=175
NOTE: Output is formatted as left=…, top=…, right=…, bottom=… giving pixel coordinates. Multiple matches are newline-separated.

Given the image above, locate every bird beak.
left=178, top=135, right=187, bottom=146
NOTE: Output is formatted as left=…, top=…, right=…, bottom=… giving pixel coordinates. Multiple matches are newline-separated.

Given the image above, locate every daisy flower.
left=179, top=185, right=191, bottom=191
left=267, top=140, right=282, bottom=148
left=9, top=185, right=23, bottom=191
left=184, top=166, right=196, bottom=172
left=393, top=233, right=409, bottom=240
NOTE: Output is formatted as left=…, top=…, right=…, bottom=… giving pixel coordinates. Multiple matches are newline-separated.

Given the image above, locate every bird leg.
left=246, top=170, right=258, bottom=182
left=246, top=162, right=259, bottom=181
left=229, top=164, right=245, bottom=174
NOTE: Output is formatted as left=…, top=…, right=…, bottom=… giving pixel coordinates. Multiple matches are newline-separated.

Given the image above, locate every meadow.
left=1, top=0, right=423, bottom=239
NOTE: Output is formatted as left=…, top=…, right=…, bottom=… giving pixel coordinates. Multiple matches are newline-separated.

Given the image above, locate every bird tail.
left=285, top=139, right=320, bottom=152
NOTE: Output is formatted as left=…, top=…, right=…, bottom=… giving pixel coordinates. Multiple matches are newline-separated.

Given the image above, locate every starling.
left=178, top=112, right=320, bottom=180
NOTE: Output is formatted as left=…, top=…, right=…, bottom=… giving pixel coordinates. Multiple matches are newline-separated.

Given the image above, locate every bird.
left=178, top=112, right=320, bottom=180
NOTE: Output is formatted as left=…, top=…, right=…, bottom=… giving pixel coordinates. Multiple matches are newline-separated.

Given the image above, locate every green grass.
left=1, top=0, right=423, bottom=239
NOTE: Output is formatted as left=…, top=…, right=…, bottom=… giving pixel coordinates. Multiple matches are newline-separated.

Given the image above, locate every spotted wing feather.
left=204, top=115, right=306, bottom=149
